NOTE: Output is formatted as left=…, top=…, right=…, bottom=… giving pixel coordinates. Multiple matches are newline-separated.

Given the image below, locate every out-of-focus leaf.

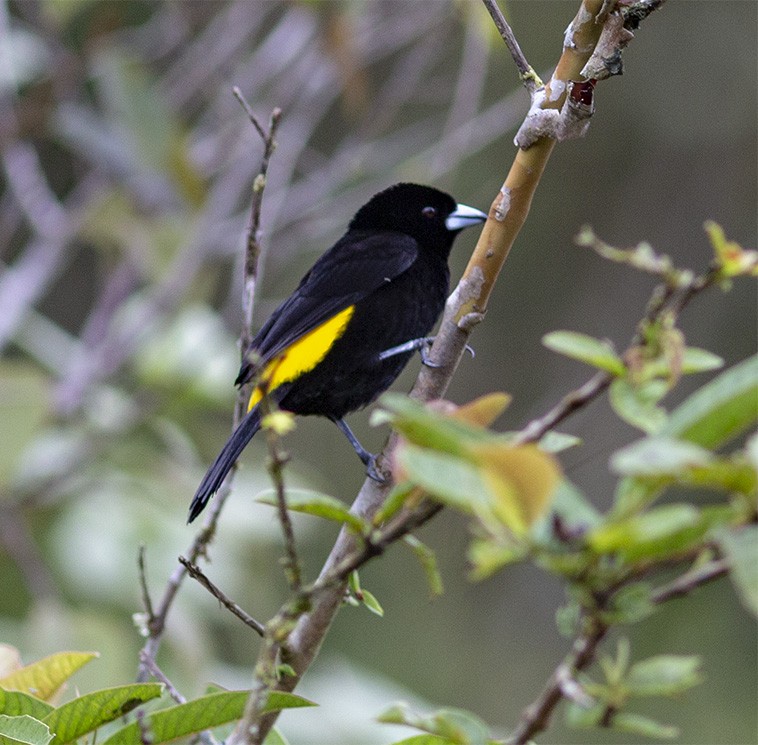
left=661, top=355, right=758, bottom=448
left=0, top=715, right=52, bottom=745
left=614, top=356, right=758, bottom=515
left=647, top=347, right=724, bottom=376
left=374, top=394, right=501, bottom=457
left=255, top=489, right=368, bottom=533
left=42, top=684, right=163, bottom=743
left=0, top=653, right=97, bottom=702
left=588, top=504, right=731, bottom=561
left=705, top=221, right=758, bottom=277
left=566, top=704, right=679, bottom=740
left=378, top=704, right=490, bottom=745
left=609, top=378, right=668, bottom=434
left=715, top=526, right=758, bottom=617
left=134, top=305, right=238, bottom=402
left=537, top=431, right=582, bottom=453
left=611, top=437, right=713, bottom=476
left=468, top=536, right=528, bottom=581
left=625, top=655, right=703, bottom=697
left=470, top=443, right=561, bottom=534
left=262, top=728, right=291, bottom=745
left=449, top=393, right=511, bottom=428
left=395, top=445, right=490, bottom=517
left=542, top=331, right=625, bottom=375
left=388, top=736, right=453, bottom=745
left=404, top=536, right=444, bottom=596
left=0, top=364, right=50, bottom=487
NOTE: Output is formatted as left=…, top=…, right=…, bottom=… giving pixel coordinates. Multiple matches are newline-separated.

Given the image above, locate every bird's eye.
left=421, top=206, right=437, bottom=218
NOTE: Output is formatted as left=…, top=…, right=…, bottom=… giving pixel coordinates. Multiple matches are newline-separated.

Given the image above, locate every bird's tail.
left=188, top=407, right=262, bottom=523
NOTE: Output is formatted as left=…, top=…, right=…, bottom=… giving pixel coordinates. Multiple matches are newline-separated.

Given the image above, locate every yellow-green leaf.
left=542, top=331, right=625, bottom=375
left=470, top=443, right=561, bottom=535
left=0, top=653, right=98, bottom=702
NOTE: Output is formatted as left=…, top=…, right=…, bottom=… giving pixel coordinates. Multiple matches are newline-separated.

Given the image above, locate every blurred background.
left=0, top=1, right=755, bottom=743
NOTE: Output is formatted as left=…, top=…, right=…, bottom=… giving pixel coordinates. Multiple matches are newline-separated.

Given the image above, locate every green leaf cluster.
left=0, top=649, right=312, bottom=744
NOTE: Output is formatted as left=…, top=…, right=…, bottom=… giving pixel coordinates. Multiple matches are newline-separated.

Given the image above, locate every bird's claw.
left=366, top=455, right=388, bottom=484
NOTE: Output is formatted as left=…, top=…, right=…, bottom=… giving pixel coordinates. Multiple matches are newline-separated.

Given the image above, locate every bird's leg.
left=331, top=417, right=386, bottom=482
left=377, top=336, right=435, bottom=362
left=378, top=336, right=475, bottom=368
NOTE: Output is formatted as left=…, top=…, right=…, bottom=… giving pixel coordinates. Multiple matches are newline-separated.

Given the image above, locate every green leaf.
left=101, top=690, right=315, bottom=744
left=661, top=355, right=758, bottom=448
left=537, top=431, right=582, bottom=453
left=388, top=737, right=454, bottom=745
left=42, top=684, right=163, bottom=743
left=263, top=728, right=291, bottom=745
left=374, top=394, right=496, bottom=456
left=611, top=438, right=756, bottom=494
left=374, top=482, right=418, bottom=525
left=531, top=479, right=601, bottom=547
left=255, top=489, right=367, bottom=533
left=358, top=589, right=384, bottom=617
left=677, top=347, right=724, bottom=374
left=396, top=445, right=490, bottom=517
left=404, top=536, right=444, bottom=596
left=588, top=504, right=727, bottom=561
left=0, top=653, right=98, bottom=702
left=378, top=704, right=490, bottom=745
left=607, top=582, right=655, bottom=625
left=542, top=331, right=625, bottom=375
left=468, top=536, right=529, bottom=581
left=608, top=712, right=679, bottom=739
left=715, top=526, right=758, bottom=616
left=614, top=357, right=758, bottom=515
left=0, top=691, right=52, bottom=721
left=0, top=715, right=52, bottom=745
left=625, top=655, right=703, bottom=696
left=261, top=691, right=316, bottom=714
left=611, top=437, right=713, bottom=477
left=609, top=378, right=668, bottom=434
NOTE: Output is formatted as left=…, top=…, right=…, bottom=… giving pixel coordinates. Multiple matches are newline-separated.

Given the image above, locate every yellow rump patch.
left=248, top=305, right=355, bottom=411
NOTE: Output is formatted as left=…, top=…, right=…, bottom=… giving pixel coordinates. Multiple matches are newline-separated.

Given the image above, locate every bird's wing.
left=235, top=231, right=418, bottom=387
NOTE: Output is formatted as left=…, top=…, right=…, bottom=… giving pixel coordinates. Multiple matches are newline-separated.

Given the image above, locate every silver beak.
left=445, top=203, right=488, bottom=231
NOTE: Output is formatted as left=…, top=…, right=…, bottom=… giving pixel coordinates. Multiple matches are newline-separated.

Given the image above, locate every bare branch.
left=481, top=0, right=542, bottom=94
left=179, top=556, right=265, bottom=635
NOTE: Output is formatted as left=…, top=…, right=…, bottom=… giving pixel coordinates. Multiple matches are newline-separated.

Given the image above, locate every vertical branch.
left=137, top=98, right=282, bottom=681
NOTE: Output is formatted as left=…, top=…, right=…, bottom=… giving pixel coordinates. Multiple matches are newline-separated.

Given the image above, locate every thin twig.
left=509, top=617, right=608, bottom=745
left=262, top=420, right=303, bottom=593
left=137, top=545, right=155, bottom=621
left=480, top=0, right=542, bottom=94
left=138, top=651, right=187, bottom=704
left=651, top=558, right=729, bottom=604
left=179, top=556, right=265, bottom=635
left=514, top=371, right=612, bottom=445
left=137, top=102, right=282, bottom=680
left=509, top=555, right=731, bottom=744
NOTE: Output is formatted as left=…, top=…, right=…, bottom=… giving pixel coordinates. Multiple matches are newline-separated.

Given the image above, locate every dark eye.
left=421, top=206, right=437, bottom=219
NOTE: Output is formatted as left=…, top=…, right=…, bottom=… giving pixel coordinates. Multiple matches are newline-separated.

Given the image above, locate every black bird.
left=188, top=183, right=486, bottom=522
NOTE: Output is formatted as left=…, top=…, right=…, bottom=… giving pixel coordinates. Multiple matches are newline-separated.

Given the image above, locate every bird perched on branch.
left=189, top=183, right=487, bottom=523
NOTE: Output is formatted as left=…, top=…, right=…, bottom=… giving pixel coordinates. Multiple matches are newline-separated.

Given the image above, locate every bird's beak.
left=445, top=203, right=488, bottom=232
